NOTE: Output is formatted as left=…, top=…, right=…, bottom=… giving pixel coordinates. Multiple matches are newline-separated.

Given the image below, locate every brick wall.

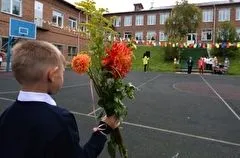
left=0, top=0, right=89, bottom=60
left=105, top=2, right=240, bottom=44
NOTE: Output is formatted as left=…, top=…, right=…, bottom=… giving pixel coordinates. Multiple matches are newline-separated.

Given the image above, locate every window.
left=114, top=16, right=121, bottom=27
left=68, top=18, right=77, bottom=29
left=124, top=16, right=132, bottom=26
left=68, top=46, right=77, bottom=56
left=236, top=28, right=240, bottom=39
left=218, top=8, right=230, bottom=21
left=135, top=32, right=143, bottom=40
left=147, top=31, right=156, bottom=41
left=54, top=44, right=63, bottom=53
left=52, top=11, right=64, bottom=27
left=160, top=12, right=169, bottom=25
left=236, top=8, right=240, bottom=21
left=135, top=15, right=144, bottom=26
left=159, top=31, right=167, bottom=41
left=124, top=32, right=132, bottom=39
left=34, top=1, right=43, bottom=27
left=147, top=14, right=156, bottom=25
left=1, top=0, right=22, bottom=16
left=201, top=29, right=212, bottom=41
left=202, top=9, right=213, bottom=22
left=0, top=37, right=8, bottom=51
left=79, top=21, right=86, bottom=32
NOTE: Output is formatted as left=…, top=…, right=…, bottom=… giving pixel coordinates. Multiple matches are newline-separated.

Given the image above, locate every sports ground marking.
left=0, top=96, right=240, bottom=147
left=0, top=91, right=18, bottom=95
left=62, top=83, right=89, bottom=89
left=87, top=74, right=162, bottom=115
left=200, top=75, right=240, bottom=121
left=0, top=83, right=89, bottom=95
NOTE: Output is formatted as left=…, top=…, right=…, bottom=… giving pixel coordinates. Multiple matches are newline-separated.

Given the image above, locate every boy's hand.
left=102, top=115, right=120, bottom=129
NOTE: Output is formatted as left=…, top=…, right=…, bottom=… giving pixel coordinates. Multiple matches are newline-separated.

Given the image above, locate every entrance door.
left=34, top=1, right=43, bottom=27
left=187, top=33, right=197, bottom=45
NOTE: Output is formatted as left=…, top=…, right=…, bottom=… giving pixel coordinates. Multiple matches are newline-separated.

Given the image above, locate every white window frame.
left=124, top=16, right=132, bottom=26
left=236, top=8, right=240, bottom=21
left=68, top=17, right=77, bottom=29
left=147, top=14, right=156, bottom=25
left=135, top=32, right=143, bottom=41
left=202, top=9, right=213, bottom=22
left=147, top=31, right=156, bottom=41
left=52, top=10, right=64, bottom=28
left=201, top=29, right=212, bottom=41
left=124, top=32, right=132, bottom=40
left=135, top=15, right=144, bottom=26
left=114, top=16, right=121, bottom=27
left=1, top=0, right=22, bottom=16
left=159, top=31, right=168, bottom=41
left=159, top=12, right=170, bottom=25
left=218, top=8, right=230, bottom=22
left=68, top=46, right=77, bottom=56
left=54, top=44, right=64, bottom=53
left=236, top=28, right=240, bottom=39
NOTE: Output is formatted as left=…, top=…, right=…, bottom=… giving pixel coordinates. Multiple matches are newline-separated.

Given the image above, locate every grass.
left=132, top=46, right=240, bottom=75
left=66, top=45, right=240, bottom=75
left=228, top=55, right=240, bottom=75
left=132, top=46, right=175, bottom=72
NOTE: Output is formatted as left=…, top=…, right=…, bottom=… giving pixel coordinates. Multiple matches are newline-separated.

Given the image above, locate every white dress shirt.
left=17, top=90, right=57, bottom=106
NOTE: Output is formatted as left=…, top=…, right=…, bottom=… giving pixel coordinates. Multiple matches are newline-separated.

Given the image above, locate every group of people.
left=187, top=56, right=230, bottom=74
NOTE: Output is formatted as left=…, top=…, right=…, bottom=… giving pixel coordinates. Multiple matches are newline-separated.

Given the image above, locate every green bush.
left=211, top=46, right=240, bottom=58
left=163, top=46, right=179, bottom=61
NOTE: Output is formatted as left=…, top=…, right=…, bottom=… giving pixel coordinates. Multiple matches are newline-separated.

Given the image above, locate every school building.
left=1, top=0, right=240, bottom=61
left=104, top=0, right=240, bottom=45
left=0, top=0, right=89, bottom=61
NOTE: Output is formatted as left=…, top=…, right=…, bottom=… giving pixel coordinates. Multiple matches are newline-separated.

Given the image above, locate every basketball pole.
left=6, top=36, right=13, bottom=72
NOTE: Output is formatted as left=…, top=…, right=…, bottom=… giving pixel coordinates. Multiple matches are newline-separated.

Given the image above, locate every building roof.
left=151, top=0, right=240, bottom=10
left=60, top=0, right=81, bottom=10
left=105, top=0, right=240, bottom=15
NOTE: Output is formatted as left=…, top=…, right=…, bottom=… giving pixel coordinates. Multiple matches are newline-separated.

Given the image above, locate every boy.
left=0, top=40, right=119, bottom=158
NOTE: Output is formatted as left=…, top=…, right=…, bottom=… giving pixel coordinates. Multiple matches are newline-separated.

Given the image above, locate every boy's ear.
left=47, top=67, right=58, bottom=83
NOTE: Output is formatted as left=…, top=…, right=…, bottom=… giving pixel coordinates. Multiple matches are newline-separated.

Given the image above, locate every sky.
left=66, top=0, right=228, bottom=13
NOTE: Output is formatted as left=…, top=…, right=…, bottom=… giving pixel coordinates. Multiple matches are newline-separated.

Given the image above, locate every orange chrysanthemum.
left=102, top=42, right=133, bottom=79
left=71, top=54, right=91, bottom=74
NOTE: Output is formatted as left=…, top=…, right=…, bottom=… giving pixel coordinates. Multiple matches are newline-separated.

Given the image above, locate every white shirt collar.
left=17, top=90, right=57, bottom=106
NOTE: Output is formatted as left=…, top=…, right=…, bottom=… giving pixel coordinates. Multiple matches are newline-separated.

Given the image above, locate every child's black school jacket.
left=0, top=100, right=107, bottom=158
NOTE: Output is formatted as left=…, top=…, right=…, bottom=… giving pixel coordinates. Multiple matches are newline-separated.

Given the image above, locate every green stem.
left=88, top=68, right=102, bottom=96
left=109, top=128, right=128, bottom=158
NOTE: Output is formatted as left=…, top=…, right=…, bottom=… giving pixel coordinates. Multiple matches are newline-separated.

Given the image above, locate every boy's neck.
left=22, top=83, right=48, bottom=93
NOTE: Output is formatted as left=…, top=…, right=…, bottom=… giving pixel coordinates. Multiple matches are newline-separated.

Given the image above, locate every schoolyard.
left=0, top=70, right=240, bottom=158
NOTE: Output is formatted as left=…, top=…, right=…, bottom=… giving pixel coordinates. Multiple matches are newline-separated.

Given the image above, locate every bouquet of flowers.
left=72, top=0, right=136, bottom=157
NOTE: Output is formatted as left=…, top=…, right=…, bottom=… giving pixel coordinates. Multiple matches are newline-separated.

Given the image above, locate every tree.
left=212, top=22, right=239, bottom=57
left=217, top=21, right=238, bottom=43
left=165, top=0, right=202, bottom=43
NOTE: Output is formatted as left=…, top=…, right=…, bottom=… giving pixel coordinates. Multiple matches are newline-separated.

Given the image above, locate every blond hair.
left=12, top=40, right=65, bottom=85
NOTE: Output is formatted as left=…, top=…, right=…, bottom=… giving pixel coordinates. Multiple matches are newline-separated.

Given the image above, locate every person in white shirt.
left=0, top=55, right=2, bottom=67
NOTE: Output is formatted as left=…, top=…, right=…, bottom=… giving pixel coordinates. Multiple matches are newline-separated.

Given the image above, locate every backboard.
left=9, top=18, right=36, bottom=39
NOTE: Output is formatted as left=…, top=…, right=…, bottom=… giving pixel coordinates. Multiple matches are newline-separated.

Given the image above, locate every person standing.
left=187, top=57, right=193, bottom=74
left=198, top=57, right=205, bottom=74
left=224, top=57, right=230, bottom=68
left=142, top=55, right=149, bottom=72
left=0, top=55, right=2, bottom=68
left=212, top=56, right=218, bottom=73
